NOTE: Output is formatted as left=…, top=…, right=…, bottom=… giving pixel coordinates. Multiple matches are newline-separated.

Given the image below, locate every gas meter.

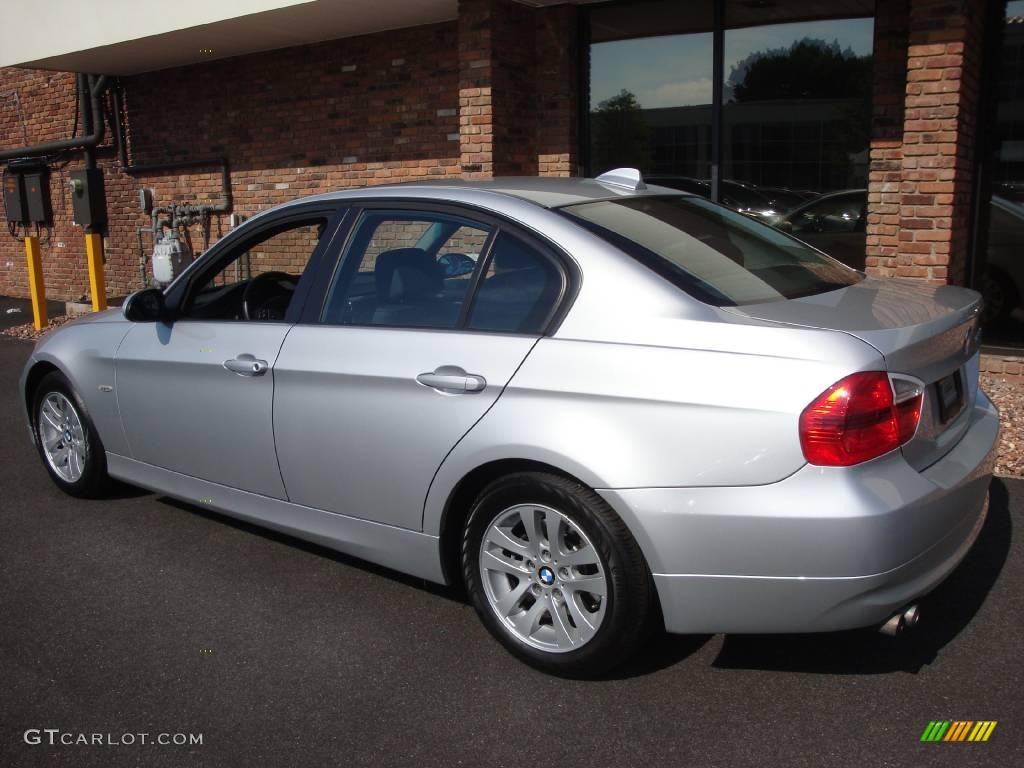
left=152, top=232, right=194, bottom=286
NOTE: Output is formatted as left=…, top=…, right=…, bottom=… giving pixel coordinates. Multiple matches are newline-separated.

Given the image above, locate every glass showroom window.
left=587, top=0, right=714, bottom=180
left=974, top=1, right=1024, bottom=349
left=586, top=1, right=875, bottom=270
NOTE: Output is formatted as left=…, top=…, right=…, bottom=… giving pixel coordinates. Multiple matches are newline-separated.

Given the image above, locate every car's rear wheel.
left=32, top=370, right=109, bottom=498
left=462, top=472, right=654, bottom=677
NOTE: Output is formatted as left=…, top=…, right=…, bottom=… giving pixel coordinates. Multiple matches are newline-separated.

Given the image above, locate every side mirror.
left=123, top=288, right=167, bottom=323
left=775, top=220, right=794, bottom=234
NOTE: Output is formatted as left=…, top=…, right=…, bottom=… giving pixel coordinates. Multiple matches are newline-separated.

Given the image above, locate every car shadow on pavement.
left=607, top=632, right=714, bottom=679
left=156, top=496, right=466, bottom=604
left=104, top=478, right=154, bottom=500
left=709, top=477, right=1013, bottom=675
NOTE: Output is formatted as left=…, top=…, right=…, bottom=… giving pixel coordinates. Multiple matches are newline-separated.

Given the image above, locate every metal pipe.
left=112, top=80, right=127, bottom=169
left=83, top=75, right=95, bottom=169
left=0, top=73, right=110, bottom=161
left=136, top=226, right=148, bottom=288
left=152, top=206, right=172, bottom=238
left=126, top=157, right=232, bottom=214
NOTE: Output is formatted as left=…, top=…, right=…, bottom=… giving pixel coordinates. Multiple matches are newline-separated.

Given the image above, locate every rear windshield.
left=560, top=195, right=862, bottom=306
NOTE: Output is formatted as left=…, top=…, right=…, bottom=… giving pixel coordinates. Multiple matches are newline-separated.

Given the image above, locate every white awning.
left=2, top=0, right=458, bottom=75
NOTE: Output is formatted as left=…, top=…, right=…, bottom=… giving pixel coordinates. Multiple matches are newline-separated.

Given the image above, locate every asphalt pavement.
left=1, top=334, right=1021, bottom=768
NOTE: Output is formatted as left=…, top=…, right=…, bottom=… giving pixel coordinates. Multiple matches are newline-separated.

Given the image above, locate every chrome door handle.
left=223, top=354, right=269, bottom=377
left=416, top=366, right=486, bottom=394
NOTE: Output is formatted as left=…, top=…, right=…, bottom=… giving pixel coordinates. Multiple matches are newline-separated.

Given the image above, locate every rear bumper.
left=599, top=391, right=999, bottom=634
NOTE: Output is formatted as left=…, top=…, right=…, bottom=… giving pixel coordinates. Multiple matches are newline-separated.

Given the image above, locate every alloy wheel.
left=38, top=392, right=87, bottom=483
left=478, top=503, right=608, bottom=653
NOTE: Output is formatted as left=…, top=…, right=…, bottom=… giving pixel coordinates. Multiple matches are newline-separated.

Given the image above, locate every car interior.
left=181, top=219, right=327, bottom=322
left=324, top=218, right=561, bottom=333
left=176, top=211, right=561, bottom=333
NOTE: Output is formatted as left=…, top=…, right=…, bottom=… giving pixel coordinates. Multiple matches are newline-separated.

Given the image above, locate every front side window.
left=561, top=195, right=861, bottom=306
left=322, top=211, right=492, bottom=328
left=180, top=217, right=328, bottom=322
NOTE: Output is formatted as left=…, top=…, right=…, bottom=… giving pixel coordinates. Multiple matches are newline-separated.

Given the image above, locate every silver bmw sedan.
left=19, top=170, right=999, bottom=677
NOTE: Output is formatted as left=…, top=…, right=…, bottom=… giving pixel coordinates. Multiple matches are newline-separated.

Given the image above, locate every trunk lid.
left=723, top=277, right=983, bottom=470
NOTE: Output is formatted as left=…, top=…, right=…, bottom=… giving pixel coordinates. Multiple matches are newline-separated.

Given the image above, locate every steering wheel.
left=242, top=271, right=297, bottom=321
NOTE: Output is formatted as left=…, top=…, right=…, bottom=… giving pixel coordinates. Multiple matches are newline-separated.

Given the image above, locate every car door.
left=115, top=204, right=344, bottom=499
left=273, top=205, right=569, bottom=529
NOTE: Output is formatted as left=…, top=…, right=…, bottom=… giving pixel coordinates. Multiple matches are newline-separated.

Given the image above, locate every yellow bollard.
left=24, top=234, right=48, bottom=330
left=85, top=232, right=107, bottom=312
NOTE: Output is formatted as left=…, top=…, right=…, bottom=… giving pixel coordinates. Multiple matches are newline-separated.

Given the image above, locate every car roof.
left=290, top=175, right=688, bottom=210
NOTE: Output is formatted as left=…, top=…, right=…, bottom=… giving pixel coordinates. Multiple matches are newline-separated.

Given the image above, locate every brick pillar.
left=458, top=0, right=496, bottom=178
left=458, top=0, right=578, bottom=178
left=865, top=0, right=986, bottom=284
left=535, top=4, right=579, bottom=176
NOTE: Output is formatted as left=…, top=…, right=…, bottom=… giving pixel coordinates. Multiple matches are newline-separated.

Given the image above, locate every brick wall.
left=981, top=352, right=1024, bottom=380
left=865, top=0, right=986, bottom=285
left=1, top=23, right=465, bottom=300
left=457, top=0, right=577, bottom=179
left=0, top=1, right=579, bottom=303
left=535, top=4, right=579, bottom=177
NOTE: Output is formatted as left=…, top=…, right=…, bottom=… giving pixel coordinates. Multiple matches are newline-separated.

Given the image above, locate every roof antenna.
left=594, top=167, right=646, bottom=191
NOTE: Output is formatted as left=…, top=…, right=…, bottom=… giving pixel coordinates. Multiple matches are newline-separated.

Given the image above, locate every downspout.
left=0, top=74, right=109, bottom=161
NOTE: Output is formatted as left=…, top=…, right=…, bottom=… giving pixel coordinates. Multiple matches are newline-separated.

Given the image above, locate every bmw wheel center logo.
left=538, top=566, right=555, bottom=585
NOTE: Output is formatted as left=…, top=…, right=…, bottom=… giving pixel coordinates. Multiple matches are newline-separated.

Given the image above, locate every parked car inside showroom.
left=20, top=169, right=998, bottom=677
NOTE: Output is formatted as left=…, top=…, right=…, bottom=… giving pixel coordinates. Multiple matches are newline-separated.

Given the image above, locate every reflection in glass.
left=977, top=3, right=1024, bottom=347
left=587, top=3, right=875, bottom=276
left=589, top=32, right=713, bottom=178
left=722, top=18, right=874, bottom=220
left=588, top=0, right=714, bottom=180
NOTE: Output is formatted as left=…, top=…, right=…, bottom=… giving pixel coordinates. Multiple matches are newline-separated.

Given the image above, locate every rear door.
left=273, top=205, right=569, bottom=529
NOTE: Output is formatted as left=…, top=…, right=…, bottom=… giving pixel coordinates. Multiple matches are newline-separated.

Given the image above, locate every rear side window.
left=468, top=233, right=562, bottom=334
left=560, top=196, right=862, bottom=306
left=321, top=211, right=492, bottom=328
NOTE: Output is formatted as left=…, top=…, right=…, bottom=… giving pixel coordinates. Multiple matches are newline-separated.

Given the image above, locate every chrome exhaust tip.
left=902, top=604, right=921, bottom=629
left=878, top=603, right=920, bottom=636
left=879, top=612, right=905, bottom=636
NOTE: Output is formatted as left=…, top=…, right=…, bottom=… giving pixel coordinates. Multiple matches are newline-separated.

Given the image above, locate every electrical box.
left=23, top=169, right=52, bottom=225
left=69, top=168, right=107, bottom=231
left=2, top=170, right=28, bottom=224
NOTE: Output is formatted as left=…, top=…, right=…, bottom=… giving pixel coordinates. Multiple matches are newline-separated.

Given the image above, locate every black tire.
left=462, top=471, right=654, bottom=677
left=31, top=370, right=110, bottom=498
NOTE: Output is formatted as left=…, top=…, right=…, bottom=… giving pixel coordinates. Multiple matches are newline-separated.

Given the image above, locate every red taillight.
left=799, top=371, right=923, bottom=466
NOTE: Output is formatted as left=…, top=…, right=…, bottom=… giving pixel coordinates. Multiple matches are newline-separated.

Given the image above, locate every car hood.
left=64, top=308, right=125, bottom=325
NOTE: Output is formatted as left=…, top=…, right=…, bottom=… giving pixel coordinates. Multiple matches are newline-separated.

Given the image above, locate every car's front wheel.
left=31, top=370, right=110, bottom=498
left=462, top=472, right=654, bottom=677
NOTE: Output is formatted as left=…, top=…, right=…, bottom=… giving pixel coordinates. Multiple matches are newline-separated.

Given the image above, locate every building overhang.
left=1, top=0, right=460, bottom=75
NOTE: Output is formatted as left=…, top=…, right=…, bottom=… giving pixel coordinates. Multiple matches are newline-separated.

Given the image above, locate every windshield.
left=560, top=195, right=862, bottom=306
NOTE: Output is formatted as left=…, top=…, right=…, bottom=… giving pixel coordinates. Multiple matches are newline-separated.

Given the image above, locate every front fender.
left=23, top=318, right=134, bottom=456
